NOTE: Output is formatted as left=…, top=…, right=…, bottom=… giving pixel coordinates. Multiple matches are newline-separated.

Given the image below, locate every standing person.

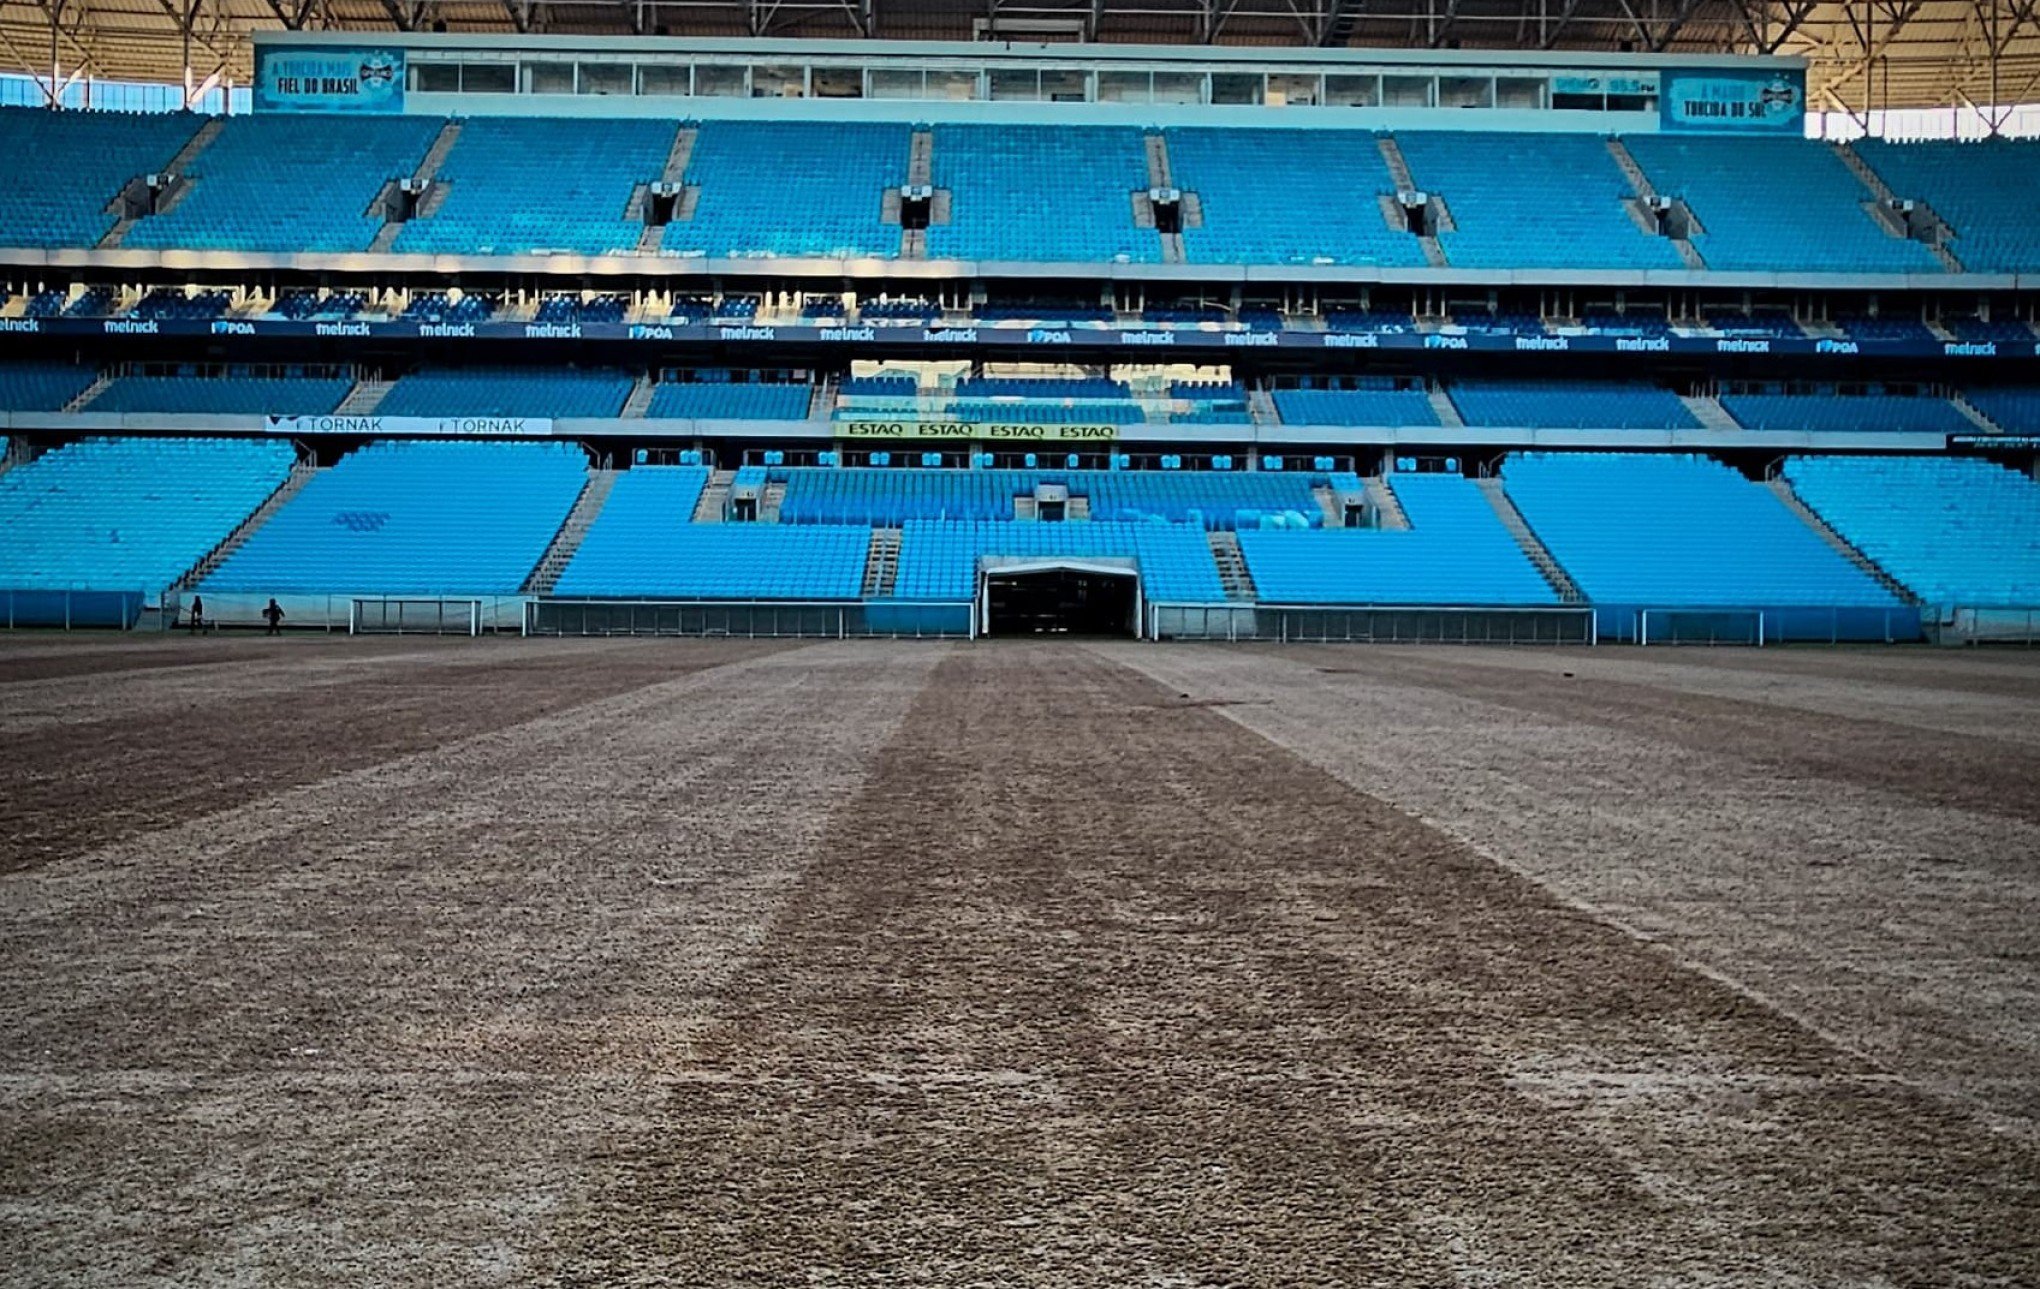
left=262, top=597, right=285, bottom=636
left=188, top=594, right=204, bottom=635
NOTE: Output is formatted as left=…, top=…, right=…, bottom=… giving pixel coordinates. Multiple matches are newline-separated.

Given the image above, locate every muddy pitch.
left=2, top=636, right=2036, bottom=1286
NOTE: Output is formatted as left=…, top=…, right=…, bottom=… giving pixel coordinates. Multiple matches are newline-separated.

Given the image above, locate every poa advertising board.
left=255, top=45, right=405, bottom=113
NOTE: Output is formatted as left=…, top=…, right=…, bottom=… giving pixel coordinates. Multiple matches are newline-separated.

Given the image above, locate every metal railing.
left=530, top=598, right=975, bottom=639
left=350, top=597, right=484, bottom=636
left=1625, top=605, right=1924, bottom=645
left=1941, top=606, right=2040, bottom=646
left=1147, top=602, right=1597, bottom=645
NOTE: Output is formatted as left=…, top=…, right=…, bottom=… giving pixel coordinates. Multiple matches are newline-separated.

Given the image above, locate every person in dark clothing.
left=188, top=595, right=204, bottom=635
left=262, top=598, right=285, bottom=636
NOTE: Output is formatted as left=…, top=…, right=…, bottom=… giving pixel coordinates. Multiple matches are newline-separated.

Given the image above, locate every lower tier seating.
left=560, top=484, right=866, bottom=598
left=1784, top=455, right=2040, bottom=605
left=1502, top=452, right=1902, bottom=609
left=204, top=440, right=586, bottom=594
left=896, top=520, right=1224, bottom=602
left=0, top=437, right=294, bottom=590
left=1239, top=474, right=1554, bottom=605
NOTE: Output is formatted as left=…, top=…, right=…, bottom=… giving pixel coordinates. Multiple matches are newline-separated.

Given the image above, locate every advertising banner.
left=255, top=46, right=405, bottom=113
left=836, top=421, right=1120, bottom=442
left=265, top=415, right=551, bottom=437
left=1660, top=67, right=1806, bottom=132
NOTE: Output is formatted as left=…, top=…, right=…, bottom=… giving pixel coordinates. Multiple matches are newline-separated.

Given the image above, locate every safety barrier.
left=0, top=589, right=145, bottom=630
left=530, top=599, right=975, bottom=639
left=1147, top=603, right=1596, bottom=644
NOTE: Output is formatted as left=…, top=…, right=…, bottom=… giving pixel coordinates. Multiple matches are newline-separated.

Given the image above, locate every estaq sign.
left=836, top=421, right=1120, bottom=442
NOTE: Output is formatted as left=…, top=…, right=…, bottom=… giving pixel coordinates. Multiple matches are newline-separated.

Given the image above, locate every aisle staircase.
left=1681, top=392, right=1743, bottom=433
left=524, top=468, right=619, bottom=593
left=1765, top=476, right=1919, bottom=605
left=369, top=120, right=461, bottom=252
left=102, top=118, right=222, bottom=248
left=336, top=378, right=393, bottom=415
left=1476, top=477, right=1584, bottom=603
left=863, top=527, right=902, bottom=596
left=1207, top=530, right=1257, bottom=601
left=176, top=461, right=319, bottom=590
left=1364, top=476, right=1411, bottom=530
left=1606, top=138, right=1708, bottom=270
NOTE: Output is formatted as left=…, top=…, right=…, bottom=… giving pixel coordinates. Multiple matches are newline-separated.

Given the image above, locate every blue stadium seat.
left=0, top=362, right=97, bottom=411
left=896, top=520, right=1223, bottom=602
left=645, top=381, right=810, bottom=419
left=204, top=440, right=587, bottom=595
left=0, top=108, right=199, bottom=247
left=1719, top=387, right=1972, bottom=434
left=1448, top=380, right=1698, bottom=430
left=1854, top=138, right=2040, bottom=273
left=1170, top=128, right=1426, bottom=267
left=379, top=368, right=633, bottom=418
left=669, top=121, right=909, bottom=259
left=928, top=125, right=1158, bottom=263
left=1273, top=383, right=1438, bottom=427
left=87, top=374, right=352, bottom=415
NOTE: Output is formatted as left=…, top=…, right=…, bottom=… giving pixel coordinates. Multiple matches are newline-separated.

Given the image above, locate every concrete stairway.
left=759, top=479, right=788, bottom=523
left=1766, top=476, right=1919, bottom=605
left=1951, top=393, right=2002, bottom=434
left=63, top=371, right=115, bottom=412
left=370, top=120, right=462, bottom=252
left=621, top=374, right=657, bottom=419
left=693, top=469, right=734, bottom=522
left=1477, top=477, right=1584, bottom=603
left=1606, top=138, right=1707, bottom=270
left=634, top=125, right=699, bottom=254
left=1311, top=484, right=1343, bottom=528
left=809, top=373, right=838, bottom=420
left=336, top=378, right=393, bottom=415
left=1363, top=477, right=1411, bottom=530
left=524, top=469, right=619, bottom=594
left=1207, top=530, right=1257, bottom=601
left=1681, top=392, right=1743, bottom=432
left=176, top=462, right=319, bottom=590
left=862, top=527, right=903, bottom=596
left=1249, top=386, right=1282, bottom=426
left=102, top=117, right=222, bottom=247
left=1376, top=136, right=1448, bottom=267
left=1427, top=385, right=1465, bottom=428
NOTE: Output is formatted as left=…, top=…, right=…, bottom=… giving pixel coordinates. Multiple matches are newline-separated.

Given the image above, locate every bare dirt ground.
left=2, top=636, right=2037, bottom=1286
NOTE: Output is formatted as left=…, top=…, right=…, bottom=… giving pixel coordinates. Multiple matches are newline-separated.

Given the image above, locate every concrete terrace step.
left=693, top=469, right=734, bottom=523
left=1364, top=477, right=1411, bottom=531
left=1207, top=530, right=1257, bottom=602
left=863, top=527, right=902, bottom=597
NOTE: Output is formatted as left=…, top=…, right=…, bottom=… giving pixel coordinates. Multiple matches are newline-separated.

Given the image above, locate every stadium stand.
left=669, top=120, right=910, bottom=259
left=928, top=125, right=1157, bottom=263
left=1395, top=131, right=1685, bottom=270
left=0, top=107, right=198, bottom=247
left=1718, top=385, right=1973, bottom=434
left=896, top=519, right=1224, bottom=601
left=1272, top=381, right=1438, bottom=427
left=1447, top=380, right=1699, bottom=430
left=1501, top=453, right=1905, bottom=634
left=0, top=362, right=98, bottom=411
left=643, top=380, right=811, bottom=420
left=560, top=473, right=866, bottom=597
left=84, top=372, right=353, bottom=415
left=122, top=115, right=443, bottom=253
left=377, top=367, right=634, bottom=418
left=1170, top=128, right=1426, bottom=267
left=1854, top=138, right=2040, bottom=273
left=777, top=467, right=1320, bottom=529
left=204, top=440, right=586, bottom=594
left=1238, top=474, right=1555, bottom=605
left=0, top=437, right=294, bottom=590
left=1784, top=455, right=2040, bottom=605
left=1622, top=135, right=1940, bottom=273
left=780, top=468, right=1038, bottom=525
left=391, top=117, right=675, bottom=256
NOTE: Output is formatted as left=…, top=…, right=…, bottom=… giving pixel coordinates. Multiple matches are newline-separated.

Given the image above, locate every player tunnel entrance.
left=978, top=558, right=1141, bottom=638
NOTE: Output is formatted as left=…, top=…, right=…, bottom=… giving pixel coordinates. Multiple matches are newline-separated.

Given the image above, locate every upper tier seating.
left=0, top=362, right=97, bottom=411
left=1239, top=473, right=1556, bottom=605
left=1783, top=454, right=2040, bottom=605
left=123, top=115, right=442, bottom=253
left=560, top=481, right=867, bottom=598
left=669, top=121, right=909, bottom=259
left=1623, top=136, right=1939, bottom=273
left=0, top=108, right=199, bottom=247
left=896, top=519, right=1223, bottom=601
left=1170, top=128, right=1426, bottom=268
left=1395, top=131, right=1684, bottom=271
left=644, top=380, right=810, bottom=420
left=1501, top=452, right=1901, bottom=607
left=1272, top=383, right=1438, bottom=427
left=379, top=368, right=633, bottom=418
left=85, top=373, right=353, bottom=415
left=393, top=117, right=676, bottom=256
left=927, top=125, right=1158, bottom=263
left=1718, top=387, right=1972, bottom=434
left=1962, top=387, right=2040, bottom=432
left=1854, top=138, right=2040, bottom=273
left=204, top=441, right=586, bottom=595
left=0, top=437, right=294, bottom=590
left=1447, top=380, right=1699, bottom=430
left=778, top=468, right=1321, bottom=529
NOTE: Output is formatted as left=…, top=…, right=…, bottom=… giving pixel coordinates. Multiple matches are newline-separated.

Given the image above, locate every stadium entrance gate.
left=979, top=558, right=1140, bottom=638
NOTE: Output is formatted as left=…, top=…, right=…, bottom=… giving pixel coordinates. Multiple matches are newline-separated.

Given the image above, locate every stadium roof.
left=1, top=0, right=2036, bottom=120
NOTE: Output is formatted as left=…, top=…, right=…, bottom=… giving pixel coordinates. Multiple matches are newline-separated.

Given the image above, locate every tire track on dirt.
left=549, top=645, right=2040, bottom=1286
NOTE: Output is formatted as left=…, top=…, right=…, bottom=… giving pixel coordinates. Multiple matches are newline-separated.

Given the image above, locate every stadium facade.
left=0, top=35, right=2036, bottom=641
